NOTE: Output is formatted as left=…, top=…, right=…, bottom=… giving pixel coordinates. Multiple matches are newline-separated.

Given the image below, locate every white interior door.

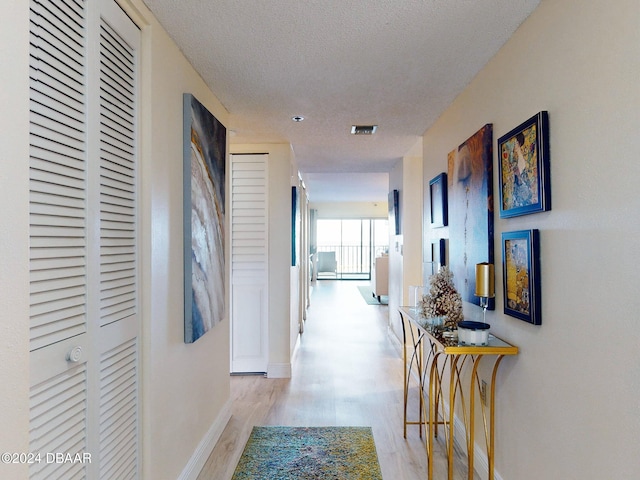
left=29, top=1, right=140, bottom=478
left=230, top=154, right=269, bottom=373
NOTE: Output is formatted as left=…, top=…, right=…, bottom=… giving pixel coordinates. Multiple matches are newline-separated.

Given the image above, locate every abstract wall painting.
left=183, top=94, right=226, bottom=343
left=448, top=124, right=494, bottom=309
left=502, top=229, right=541, bottom=325
left=498, top=111, right=550, bottom=218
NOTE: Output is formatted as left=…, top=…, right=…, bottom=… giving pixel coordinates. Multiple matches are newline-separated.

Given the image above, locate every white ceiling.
left=142, top=0, right=541, bottom=202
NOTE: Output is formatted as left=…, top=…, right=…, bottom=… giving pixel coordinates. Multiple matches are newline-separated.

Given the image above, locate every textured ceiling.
left=142, top=0, right=540, bottom=202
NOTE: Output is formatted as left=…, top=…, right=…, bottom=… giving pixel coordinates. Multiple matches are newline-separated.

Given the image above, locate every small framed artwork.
left=502, top=229, right=541, bottom=325
left=431, top=238, right=446, bottom=268
left=389, top=189, right=400, bottom=235
left=291, top=186, right=300, bottom=266
left=497, top=111, right=550, bottom=218
left=429, top=173, right=448, bottom=228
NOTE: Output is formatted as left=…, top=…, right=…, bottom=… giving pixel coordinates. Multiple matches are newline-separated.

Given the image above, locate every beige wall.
left=0, top=2, right=30, bottom=479
left=230, top=143, right=296, bottom=377
left=421, top=0, right=640, bottom=478
left=388, top=149, right=423, bottom=342
left=125, top=1, right=233, bottom=478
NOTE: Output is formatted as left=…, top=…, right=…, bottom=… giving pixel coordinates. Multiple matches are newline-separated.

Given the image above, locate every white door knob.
left=66, top=346, right=83, bottom=363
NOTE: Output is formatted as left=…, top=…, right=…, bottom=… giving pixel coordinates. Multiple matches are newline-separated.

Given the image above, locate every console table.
left=398, top=307, right=518, bottom=480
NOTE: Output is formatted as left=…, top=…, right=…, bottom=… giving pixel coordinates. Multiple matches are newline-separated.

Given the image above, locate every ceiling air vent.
left=351, top=125, right=378, bottom=135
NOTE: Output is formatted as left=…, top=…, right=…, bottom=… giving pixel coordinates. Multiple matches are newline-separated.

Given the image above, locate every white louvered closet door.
left=230, top=154, right=269, bottom=374
left=29, top=1, right=140, bottom=479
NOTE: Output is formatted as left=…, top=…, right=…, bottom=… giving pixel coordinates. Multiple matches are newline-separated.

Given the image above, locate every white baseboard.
left=178, top=399, right=233, bottom=480
left=267, top=362, right=292, bottom=378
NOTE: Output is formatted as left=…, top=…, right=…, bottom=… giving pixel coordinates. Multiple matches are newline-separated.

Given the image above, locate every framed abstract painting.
left=183, top=94, right=227, bottom=343
left=502, top=229, right=541, bottom=325
left=498, top=111, right=551, bottom=218
left=448, top=124, right=494, bottom=309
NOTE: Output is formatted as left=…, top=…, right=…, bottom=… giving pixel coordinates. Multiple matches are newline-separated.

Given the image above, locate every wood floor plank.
left=197, top=280, right=476, bottom=479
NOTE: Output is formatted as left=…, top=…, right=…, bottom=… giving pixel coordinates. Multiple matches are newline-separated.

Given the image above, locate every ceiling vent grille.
left=351, top=125, right=378, bottom=135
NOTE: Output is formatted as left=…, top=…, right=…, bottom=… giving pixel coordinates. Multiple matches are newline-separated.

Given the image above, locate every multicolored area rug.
left=232, top=426, right=383, bottom=480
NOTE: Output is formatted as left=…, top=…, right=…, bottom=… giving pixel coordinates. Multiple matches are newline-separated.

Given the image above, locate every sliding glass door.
left=316, top=219, right=388, bottom=280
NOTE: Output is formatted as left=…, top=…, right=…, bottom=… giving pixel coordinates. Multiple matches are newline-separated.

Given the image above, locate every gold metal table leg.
left=426, top=350, right=443, bottom=480
left=488, top=355, right=505, bottom=480
left=400, top=312, right=425, bottom=439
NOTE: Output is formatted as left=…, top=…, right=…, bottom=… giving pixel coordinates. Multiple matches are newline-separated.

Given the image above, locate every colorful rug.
left=232, top=426, right=383, bottom=480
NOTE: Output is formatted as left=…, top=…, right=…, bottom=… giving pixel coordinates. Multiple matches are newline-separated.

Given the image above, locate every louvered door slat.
left=30, top=23, right=84, bottom=75
left=101, top=246, right=135, bottom=257
left=101, top=251, right=135, bottom=263
left=99, top=201, right=134, bottom=216
left=100, top=31, right=134, bottom=80
left=29, top=75, right=82, bottom=122
left=29, top=365, right=87, bottom=479
left=30, top=155, right=84, bottom=184
left=31, top=307, right=85, bottom=333
left=101, top=158, right=134, bottom=180
left=31, top=8, right=84, bottom=49
left=100, top=41, right=134, bottom=83
left=32, top=0, right=85, bottom=35
left=100, top=108, right=134, bottom=139
left=101, top=91, right=135, bottom=127
left=101, top=136, right=135, bottom=160
left=30, top=121, right=85, bottom=154
left=101, top=74, right=134, bottom=110
left=99, top=338, right=137, bottom=480
left=101, top=126, right=134, bottom=151
left=30, top=272, right=84, bottom=293
left=101, top=150, right=134, bottom=174
left=29, top=43, right=84, bottom=90
left=30, top=201, right=85, bottom=221
left=100, top=56, right=134, bottom=95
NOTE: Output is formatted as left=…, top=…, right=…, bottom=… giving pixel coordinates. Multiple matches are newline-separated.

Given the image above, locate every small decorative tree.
left=419, top=266, right=464, bottom=329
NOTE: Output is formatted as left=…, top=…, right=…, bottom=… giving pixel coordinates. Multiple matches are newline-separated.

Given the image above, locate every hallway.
left=197, top=281, right=469, bottom=479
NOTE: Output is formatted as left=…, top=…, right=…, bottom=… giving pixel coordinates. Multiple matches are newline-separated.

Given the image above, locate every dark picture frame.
left=429, top=173, right=448, bottom=228
left=502, top=229, right=541, bottom=325
left=389, top=189, right=400, bottom=235
left=430, top=238, right=446, bottom=268
left=291, top=186, right=300, bottom=266
left=498, top=111, right=551, bottom=218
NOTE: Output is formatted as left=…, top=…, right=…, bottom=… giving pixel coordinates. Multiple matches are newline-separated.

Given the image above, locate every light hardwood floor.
left=197, top=280, right=476, bottom=480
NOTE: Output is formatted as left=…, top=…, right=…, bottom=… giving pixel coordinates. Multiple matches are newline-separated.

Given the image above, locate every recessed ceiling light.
left=351, top=125, right=378, bottom=135
left=292, top=115, right=305, bottom=122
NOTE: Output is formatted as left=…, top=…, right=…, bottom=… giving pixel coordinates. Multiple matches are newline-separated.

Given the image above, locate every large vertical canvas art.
left=183, top=94, right=226, bottom=343
left=448, top=124, right=494, bottom=309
